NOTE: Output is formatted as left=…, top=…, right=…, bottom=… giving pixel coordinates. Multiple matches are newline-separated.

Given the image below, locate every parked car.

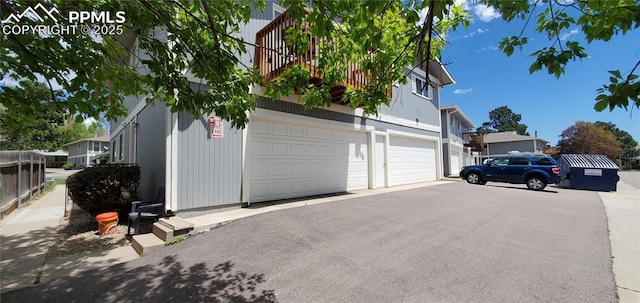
left=460, top=154, right=561, bottom=191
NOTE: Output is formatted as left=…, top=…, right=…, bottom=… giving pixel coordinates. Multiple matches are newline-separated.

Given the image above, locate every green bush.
left=62, top=162, right=75, bottom=170
left=67, top=165, right=140, bottom=218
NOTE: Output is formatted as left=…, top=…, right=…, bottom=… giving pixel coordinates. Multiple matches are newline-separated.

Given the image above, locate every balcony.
left=255, top=11, right=375, bottom=105
left=463, top=132, right=484, bottom=152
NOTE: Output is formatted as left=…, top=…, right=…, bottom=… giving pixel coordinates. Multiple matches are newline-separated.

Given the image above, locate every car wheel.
left=526, top=176, right=547, bottom=191
left=466, top=173, right=482, bottom=185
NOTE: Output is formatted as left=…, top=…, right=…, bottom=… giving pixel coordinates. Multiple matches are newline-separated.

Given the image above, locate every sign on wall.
left=209, top=116, right=224, bottom=139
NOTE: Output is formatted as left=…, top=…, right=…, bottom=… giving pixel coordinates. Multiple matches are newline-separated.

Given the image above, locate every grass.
left=165, top=236, right=185, bottom=246
left=54, top=178, right=66, bottom=185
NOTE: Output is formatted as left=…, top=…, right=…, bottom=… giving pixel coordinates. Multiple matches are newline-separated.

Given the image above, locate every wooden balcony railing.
left=255, top=11, right=374, bottom=105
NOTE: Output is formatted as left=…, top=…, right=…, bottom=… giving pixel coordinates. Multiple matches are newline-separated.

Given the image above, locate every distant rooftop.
left=484, top=131, right=548, bottom=144
left=64, top=134, right=110, bottom=146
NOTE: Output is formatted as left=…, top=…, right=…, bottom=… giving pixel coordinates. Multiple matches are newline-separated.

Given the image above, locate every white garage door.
left=450, top=154, right=460, bottom=176
left=248, top=118, right=368, bottom=203
left=388, top=136, right=436, bottom=185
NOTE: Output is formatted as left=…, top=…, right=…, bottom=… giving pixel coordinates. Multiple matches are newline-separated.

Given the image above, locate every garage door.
left=248, top=118, right=368, bottom=203
left=388, top=136, right=436, bottom=185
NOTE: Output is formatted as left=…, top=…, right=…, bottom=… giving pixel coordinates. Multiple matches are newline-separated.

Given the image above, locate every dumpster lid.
left=560, top=154, right=619, bottom=169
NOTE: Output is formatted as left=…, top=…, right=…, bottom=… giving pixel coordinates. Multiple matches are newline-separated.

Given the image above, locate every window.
left=509, top=157, right=529, bottom=166
left=93, top=141, right=100, bottom=152
left=533, top=157, right=553, bottom=166
left=118, top=133, right=124, bottom=161
left=413, top=75, right=430, bottom=99
left=490, top=158, right=509, bottom=166
left=273, top=3, right=284, bottom=18
left=111, top=139, right=117, bottom=162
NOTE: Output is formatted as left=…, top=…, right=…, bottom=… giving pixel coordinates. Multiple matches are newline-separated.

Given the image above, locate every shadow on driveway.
left=1, top=256, right=277, bottom=302
left=485, top=183, right=559, bottom=193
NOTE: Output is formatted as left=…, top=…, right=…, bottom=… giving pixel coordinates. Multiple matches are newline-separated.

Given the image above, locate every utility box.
left=558, top=154, right=619, bottom=192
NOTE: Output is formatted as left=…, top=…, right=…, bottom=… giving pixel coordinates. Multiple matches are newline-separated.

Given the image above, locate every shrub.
left=62, top=162, right=75, bottom=170
left=67, top=165, right=140, bottom=218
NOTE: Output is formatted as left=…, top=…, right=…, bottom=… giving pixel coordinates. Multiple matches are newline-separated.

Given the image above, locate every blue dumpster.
left=558, top=154, right=619, bottom=192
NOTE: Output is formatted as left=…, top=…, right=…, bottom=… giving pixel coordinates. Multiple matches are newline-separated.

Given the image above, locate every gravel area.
left=46, top=207, right=131, bottom=259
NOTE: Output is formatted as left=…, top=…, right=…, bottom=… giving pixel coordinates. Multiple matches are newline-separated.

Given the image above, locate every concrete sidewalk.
left=0, top=185, right=138, bottom=294
left=601, top=181, right=640, bottom=303
left=1, top=186, right=66, bottom=293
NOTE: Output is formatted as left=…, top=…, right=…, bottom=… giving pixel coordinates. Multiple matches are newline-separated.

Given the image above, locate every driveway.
left=45, top=168, right=77, bottom=180
left=1, top=182, right=616, bottom=302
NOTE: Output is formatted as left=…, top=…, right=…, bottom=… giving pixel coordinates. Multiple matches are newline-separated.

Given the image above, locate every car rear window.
left=509, top=157, right=529, bottom=165
left=533, top=157, right=553, bottom=166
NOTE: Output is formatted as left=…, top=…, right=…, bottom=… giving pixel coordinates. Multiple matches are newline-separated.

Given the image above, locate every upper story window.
left=93, top=141, right=101, bottom=152
left=412, top=75, right=431, bottom=99
left=273, top=3, right=284, bottom=18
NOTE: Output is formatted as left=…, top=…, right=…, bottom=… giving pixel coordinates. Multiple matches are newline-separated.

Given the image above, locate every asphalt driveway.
left=1, top=182, right=616, bottom=302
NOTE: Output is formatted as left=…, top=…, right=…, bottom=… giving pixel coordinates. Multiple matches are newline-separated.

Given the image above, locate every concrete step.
left=152, top=221, right=191, bottom=242
left=158, top=217, right=194, bottom=232
left=131, top=233, right=165, bottom=256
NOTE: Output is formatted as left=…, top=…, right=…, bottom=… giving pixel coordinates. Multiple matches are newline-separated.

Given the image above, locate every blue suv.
left=460, top=154, right=561, bottom=191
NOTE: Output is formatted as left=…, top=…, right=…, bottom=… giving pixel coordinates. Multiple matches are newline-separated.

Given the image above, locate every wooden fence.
left=0, top=151, right=47, bottom=219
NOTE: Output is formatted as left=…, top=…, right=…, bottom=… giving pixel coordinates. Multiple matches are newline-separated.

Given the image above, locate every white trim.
left=250, top=86, right=361, bottom=116
left=110, top=95, right=149, bottom=137
left=411, top=74, right=432, bottom=100
left=165, top=107, right=178, bottom=211
left=251, top=107, right=375, bottom=133
left=241, top=121, right=250, bottom=204
left=367, top=131, right=375, bottom=189
left=170, top=112, right=178, bottom=212
left=273, top=3, right=285, bottom=17
left=373, top=114, right=442, bottom=133
left=387, top=129, right=440, bottom=142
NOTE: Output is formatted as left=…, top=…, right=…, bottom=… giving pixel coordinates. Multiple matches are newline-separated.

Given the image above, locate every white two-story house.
left=110, top=3, right=456, bottom=214
left=440, top=105, right=477, bottom=177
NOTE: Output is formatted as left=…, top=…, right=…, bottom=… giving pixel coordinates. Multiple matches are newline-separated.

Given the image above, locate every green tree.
left=0, top=0, right=469, bottom=128
left=1, top=0, right=637, bottom=128
left=0, top=81, right=66, bottom=150
left=477, top=106, right=529, bottom=135
left=0, top=80, right=104, bottom=150
left=558, top=121, right=622, bottom=159
left=594, top=121, right=639, bottom=161
left=487, top=0, right=639, bottom=111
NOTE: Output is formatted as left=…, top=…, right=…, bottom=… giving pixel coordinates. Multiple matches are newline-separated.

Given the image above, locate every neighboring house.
left=110, top=3, right=456, bottom=214
left=440, top=105, right=478, bottom=176
left=36, top=150, right=68, bottom=168
left=65, top=135, right=110, bottom=168
left=482, top=131, right=548, bottom=158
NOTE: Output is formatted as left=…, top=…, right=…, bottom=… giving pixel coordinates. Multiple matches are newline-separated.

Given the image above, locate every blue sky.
left=439, top=2, right=640, bottom=146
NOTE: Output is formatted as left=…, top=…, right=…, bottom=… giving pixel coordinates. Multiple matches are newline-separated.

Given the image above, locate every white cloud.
left=560, top=28, right=579, bottom=41
left=453, top=88, right=473, bottom=95
left=475, top=45, right=499, bottom=52
left=474, top=4, right=501, bottom=22
left=451, top=28, right=489, bottom=41
left=83, top=117, right=96, bottom=126
left=454, top=0, right=471, bottom=10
